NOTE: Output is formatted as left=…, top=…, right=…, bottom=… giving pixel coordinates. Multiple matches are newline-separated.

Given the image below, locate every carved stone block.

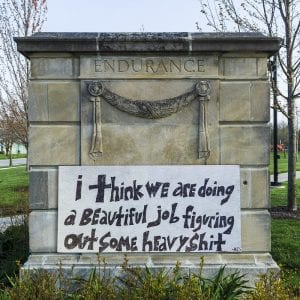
left=29, top=126, right=80, bottom=165
left=31, top=57, right=79, bottom=79
left=220, top=126, right=270, bottom=165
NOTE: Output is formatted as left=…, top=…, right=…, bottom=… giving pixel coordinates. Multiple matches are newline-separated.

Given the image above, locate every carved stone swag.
left=87, top=80, right=211, bottom=161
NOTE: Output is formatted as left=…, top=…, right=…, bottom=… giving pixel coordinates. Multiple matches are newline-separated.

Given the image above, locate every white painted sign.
left=57, top=165, right=241, bottom=253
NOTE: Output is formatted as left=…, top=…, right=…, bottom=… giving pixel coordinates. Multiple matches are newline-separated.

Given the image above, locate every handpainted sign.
left=57, top=165, right=241, bottom=253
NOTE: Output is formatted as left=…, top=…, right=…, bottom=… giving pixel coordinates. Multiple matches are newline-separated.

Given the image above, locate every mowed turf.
left=269, top=151, right=300, bottom=174
left=270, top=179, right=300, bottom=291
left=272, top=219, right=300, bottom=290
left=0, top=154, right=27, bottom=160
left=270, top=179, right=300, bottom=207
left=0, top=166, right=28, bottom=211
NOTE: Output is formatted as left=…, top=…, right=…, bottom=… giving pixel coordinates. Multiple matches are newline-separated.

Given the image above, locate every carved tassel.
left=87, top=81, right=103, bottom=160
left=196, top=81, right=211, bottom=161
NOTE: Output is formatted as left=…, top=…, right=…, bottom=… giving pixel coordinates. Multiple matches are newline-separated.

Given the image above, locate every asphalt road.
left=270, top=171, right=300, bottom=183
left=0, top=158, right=26, bottom=168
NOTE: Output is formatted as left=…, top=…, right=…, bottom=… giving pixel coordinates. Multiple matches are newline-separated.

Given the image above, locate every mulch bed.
left=269, top=206, right=300, bottom=219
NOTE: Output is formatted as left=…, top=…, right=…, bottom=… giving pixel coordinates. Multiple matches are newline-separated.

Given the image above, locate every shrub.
left=1, top=258, right=252, bottom=300
left=250, top=271, right=300, bottom=300
left=3, top=270, right=58, bottom=300
left=0, top=222, right=29, bottom=287
left=73, top=257, right=117, bottom=300
left=117, top=257, right=251, bottom=300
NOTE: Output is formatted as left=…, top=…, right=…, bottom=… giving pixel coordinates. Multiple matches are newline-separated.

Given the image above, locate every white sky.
left=43, top=0, right=287, bottom=123
left=44, top=0, right=203, bottom=32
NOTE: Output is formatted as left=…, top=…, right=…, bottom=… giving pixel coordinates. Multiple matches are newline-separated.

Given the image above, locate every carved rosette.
left=87, top=80, right=211, bottom=160
left=196, top=81, right=211, bottom=100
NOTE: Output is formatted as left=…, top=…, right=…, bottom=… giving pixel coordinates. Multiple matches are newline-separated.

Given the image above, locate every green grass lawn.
left=270, top=179, right=300, bottom=207
left=271, top=219, right=300, bottom=291
left=0, top=166, right=28, bottom=215
left=269, top=151, right=300, bottom=174
left=270, top=180, right=300, bottom=292
left=0, top=154, right=27, bottom=160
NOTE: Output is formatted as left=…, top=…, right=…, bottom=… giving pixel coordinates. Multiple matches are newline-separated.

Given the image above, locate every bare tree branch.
left=0, top=0, right=47, bottom=150
left=197, top=0, right=300, bottom=210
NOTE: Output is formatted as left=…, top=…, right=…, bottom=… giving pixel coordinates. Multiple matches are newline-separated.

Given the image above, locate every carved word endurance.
left=94, top=58, right=205, bottom=74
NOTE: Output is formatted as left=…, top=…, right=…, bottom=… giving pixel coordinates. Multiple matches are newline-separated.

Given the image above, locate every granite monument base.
left=22, top=253, right=278, bottom=286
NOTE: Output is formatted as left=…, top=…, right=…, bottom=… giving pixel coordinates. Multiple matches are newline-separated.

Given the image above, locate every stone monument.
left=15, top=32, right=281, bottom=282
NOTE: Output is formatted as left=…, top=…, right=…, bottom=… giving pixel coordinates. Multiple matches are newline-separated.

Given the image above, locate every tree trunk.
left=285, top=0, right=297, bottom=211
left=9, top=146, right=13, bottom=167
left=287, top=100, right=297, bottom=210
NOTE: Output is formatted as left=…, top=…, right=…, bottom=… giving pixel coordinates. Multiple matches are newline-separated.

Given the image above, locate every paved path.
left=0, top=215, right=25, bottom=233
left=0, top=158, right=26, bottom=168
left=270, top=171, right=300, bottom=183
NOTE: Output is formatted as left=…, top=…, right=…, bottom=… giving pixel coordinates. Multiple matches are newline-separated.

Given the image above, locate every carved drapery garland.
left=87, top=80, right=211, bottom=161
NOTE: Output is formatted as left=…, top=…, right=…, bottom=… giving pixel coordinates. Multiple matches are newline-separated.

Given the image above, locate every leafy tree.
left=0, top=0, right=47, bottom=151
left=198, top=0, right=300, bottom=211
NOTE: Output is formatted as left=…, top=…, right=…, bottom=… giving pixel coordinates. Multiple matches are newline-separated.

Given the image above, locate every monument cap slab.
left=15, top=32, right=281, bottom=57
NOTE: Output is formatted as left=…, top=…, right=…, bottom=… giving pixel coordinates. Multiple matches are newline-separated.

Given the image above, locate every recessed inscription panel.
left=57, top=165, right=241, bottom=253
left=80, top=56, right=218, bottom=78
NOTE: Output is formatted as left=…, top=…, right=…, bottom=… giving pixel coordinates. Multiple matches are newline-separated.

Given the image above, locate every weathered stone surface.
left=220, top=82, right=250, bottom=121
left=29, top=171, right=48, bottom=209
left=28, top=82, right=48, bottom=122
left=81, top=80, right=220, bottom=165
left=220, top=81, right=270, bottom=122
left=29, top=126, right=79, bottom=165
left=257, top=58, right=268, bottom=77
left=241, top=210, right=271, bottom=252
left=47, top=169, right=58, bottom=208
left=80, top=56, right=219, bottom=79
left=31, top=58, right=79, bottom=79
left=48, top=82, right=80, bottom=121
left=223, top=58, right=257, bottom=77
left=81, top=122, right=219, bottom=165
left=28, top=82, right=80, bottom=122
left=29, top=169, right=58, bottom=209
left=240, top=168, right=269, bottom=209
left=23, top=252, right=277, bottom=269
left=29, top=211, right=57, bottom=252
left=83, top=80, right=219, bottom=125
left=220, top=126, right=270, bottom=165
left=82, top=124, right=199, bottom=165
left=15, top=32, right=281, bottom=57
left=22, top=253, right=279, bottom=286
left=222, top=57, right=268, bottom=78
left=251, top=81, right=270, bottom=121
